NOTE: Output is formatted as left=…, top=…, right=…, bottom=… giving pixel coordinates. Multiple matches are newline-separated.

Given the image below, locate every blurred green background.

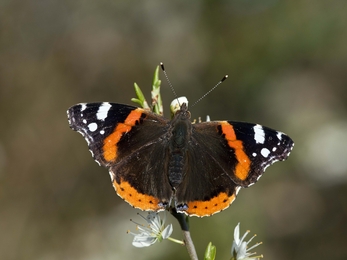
left=1, top=1, right=347, bottom=259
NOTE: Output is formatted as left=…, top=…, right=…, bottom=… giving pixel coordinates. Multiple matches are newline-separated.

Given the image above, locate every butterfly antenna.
left=160, top=62, right=180, bottom=105
left=191, top=75, right=228, bottom=108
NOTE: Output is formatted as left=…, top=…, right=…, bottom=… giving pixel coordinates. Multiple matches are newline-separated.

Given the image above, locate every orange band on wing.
left=113, top=178, right=163, bottom=211
left=185, top=192, right=236, bottom=217
left=220, top=122, right=251, bottom=181
left=103, top=109, right=143, bottom=162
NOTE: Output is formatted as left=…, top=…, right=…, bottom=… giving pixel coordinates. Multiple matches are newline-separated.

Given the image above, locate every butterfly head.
left=176, top=102, right=191, bottom=121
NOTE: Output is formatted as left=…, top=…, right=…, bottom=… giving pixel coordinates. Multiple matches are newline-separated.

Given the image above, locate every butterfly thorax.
left=168, top=103, right=192, bottom=188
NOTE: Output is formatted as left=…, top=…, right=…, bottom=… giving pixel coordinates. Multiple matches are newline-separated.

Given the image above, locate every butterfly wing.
left=224, top=121, right=294, bottom=185
left=67, top=103, right=173, bottom=211
left=175, top=121, right=294, bottom=217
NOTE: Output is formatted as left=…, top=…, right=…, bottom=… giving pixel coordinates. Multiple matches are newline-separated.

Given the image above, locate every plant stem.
left=171, top=208, right=199, bottom=260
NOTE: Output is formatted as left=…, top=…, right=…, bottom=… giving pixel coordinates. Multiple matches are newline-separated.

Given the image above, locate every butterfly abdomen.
left=168, top=109, right=192, bottom=189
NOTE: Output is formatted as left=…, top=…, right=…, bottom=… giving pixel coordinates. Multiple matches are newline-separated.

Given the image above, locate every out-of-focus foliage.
left=1, top=1, right=347, bottom=259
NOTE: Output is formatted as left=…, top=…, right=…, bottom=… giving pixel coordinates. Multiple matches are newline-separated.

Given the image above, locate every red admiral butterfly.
left=67, top=96, right=294, bottom=217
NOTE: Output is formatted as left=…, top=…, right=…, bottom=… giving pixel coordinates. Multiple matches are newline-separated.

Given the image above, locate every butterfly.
left=67, top=97, right=294, bottom=217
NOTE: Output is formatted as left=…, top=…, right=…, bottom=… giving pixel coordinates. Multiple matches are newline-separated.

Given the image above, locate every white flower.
left=231, top=223, right=263, bottom=260
left=170, top=96, right=188, bottom=114
left=128, top=212, right=173, bottom=248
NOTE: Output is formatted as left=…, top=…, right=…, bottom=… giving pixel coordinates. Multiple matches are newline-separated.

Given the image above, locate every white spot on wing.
left=277, top=131, right=283, bottom=140
left=252, top=152, right=257, bottom=157
left=272, top=147, right=277, bottom=152
left=253, top=124, right=265, bottom=144
left=80, top=103, right=87, bottom=111
left=88, top=122, right=98, bottom=132
left=100, top=130, right=105, bottom=135
left=97, top=102, right=111, bottom=121
left=83, top=119, right=87, bottom=124
left=261, top=148, right=270, bottom=158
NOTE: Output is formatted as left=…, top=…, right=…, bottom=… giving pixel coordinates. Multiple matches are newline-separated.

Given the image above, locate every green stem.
left=167, top=237, right=185, bottom=245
